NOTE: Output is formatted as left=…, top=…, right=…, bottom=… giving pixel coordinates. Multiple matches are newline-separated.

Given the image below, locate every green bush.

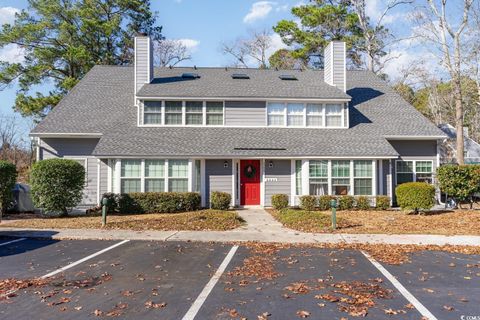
left=337, top=195, right=354, bottom=210
left=30, top=159, right=85, bottom=216
left=375, top=196, right=390, bottom=210
left=299, top=195, right=317, bottom=211
left=210, top=191, right=231, bottom=210
left=437, top=165, right=480, bottom=202
left=355, top=196, right=371, bottom=210
left=395, top=182, right=435, bottom=213
left=0, top=161, right=17, bottom=216
left=318, top=195, right=335, bottom=210
left=271, top=194, right=289, bottom=210
left=103, top=192, right=201, bottom=214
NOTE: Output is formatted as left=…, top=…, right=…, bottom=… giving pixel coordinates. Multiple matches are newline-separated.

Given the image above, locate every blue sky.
left=0, top=0, right=462, bottom=138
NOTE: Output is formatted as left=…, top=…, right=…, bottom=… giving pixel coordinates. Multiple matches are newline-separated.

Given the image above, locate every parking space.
left=0, top=237, right=478, bottom=319
left=385, top=251, right=480, bottom=320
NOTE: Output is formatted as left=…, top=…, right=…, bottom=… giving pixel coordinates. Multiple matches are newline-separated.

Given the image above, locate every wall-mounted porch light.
left=268, top=160, right=274, bottom=168
left=224, top=160, right=229, bottom=168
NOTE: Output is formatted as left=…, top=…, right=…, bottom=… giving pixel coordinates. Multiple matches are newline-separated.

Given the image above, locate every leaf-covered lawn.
left=1, top=210, right=244, bottom=231
left=268, top=208, right=480, bottom=235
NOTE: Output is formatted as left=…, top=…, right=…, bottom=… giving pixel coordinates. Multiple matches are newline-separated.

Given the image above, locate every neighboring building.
left=30, top=36, right=446, bottom=208
left=438, top=123, right=480, bottom=164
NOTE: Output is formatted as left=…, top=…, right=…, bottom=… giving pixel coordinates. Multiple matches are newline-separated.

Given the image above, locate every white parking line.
left=41, top=239, right=130, bottom=279
left=361, top=250, right=438, bottom=320
left=182, top=245, right=239, bottom=320
left=0, top=237, right=26, bottom=247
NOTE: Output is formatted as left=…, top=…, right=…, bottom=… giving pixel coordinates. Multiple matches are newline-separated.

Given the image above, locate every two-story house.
left=30, top=36, right=446, bottom=208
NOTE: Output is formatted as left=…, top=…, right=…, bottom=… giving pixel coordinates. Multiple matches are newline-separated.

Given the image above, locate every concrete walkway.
left=1, top=208, right=479, bottom=246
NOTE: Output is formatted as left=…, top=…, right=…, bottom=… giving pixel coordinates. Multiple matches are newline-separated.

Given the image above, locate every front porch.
left=106, top=158, right=398, bottom=208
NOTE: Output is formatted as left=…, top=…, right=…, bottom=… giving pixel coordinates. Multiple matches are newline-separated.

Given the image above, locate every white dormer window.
left=267, top=102, right=346, bottom=128
left=186, top=101, right=203, bottom=125
left=165, top=101, right=183, bottom=125
left=143, top=101, right=162, bottom=124
left=325, top=104, right=343, bottom=127
left=287, top=103, right=304, bottom=126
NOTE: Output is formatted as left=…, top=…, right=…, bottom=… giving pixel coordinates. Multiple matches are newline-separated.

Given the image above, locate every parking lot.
left=0, top=237, right=479, bottom=320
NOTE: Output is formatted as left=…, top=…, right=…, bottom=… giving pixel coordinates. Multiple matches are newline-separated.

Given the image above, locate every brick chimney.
left=134, top=35, right=153, bottom=94
left=324, top=41, right=346, bottom=92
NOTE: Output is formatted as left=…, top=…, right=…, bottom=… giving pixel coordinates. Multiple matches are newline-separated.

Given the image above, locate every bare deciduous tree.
left=411, top=0, right=474, bottom=164
left=221, top=30, right=272, bottom=69
left=351, top=0, right=412, bottom=74
left=153, top=39, right=191, bottom=67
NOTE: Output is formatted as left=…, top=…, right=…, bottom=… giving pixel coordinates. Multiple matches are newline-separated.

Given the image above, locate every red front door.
left=240, top=160, right=261, bottom=205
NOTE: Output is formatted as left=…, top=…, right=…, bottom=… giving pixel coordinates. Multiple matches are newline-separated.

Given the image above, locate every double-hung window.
left=396, top=160, right=433, bottom=185
left=120, top=160, right=141, bottom=193
left=306, top=104, right=323, bottom=127
left=267, top=103, right=285, bottom=126
left=287, top=103, right=304, bottom=126
left=206, top=102, right=224, bottom=125
left=396, top=161, right=414, bottom=184
left=325, top=104, right=343, bottom=127
left=353, top=160, right=373, bottom=195
left=165, top=101, right=183, bottom=125
left=145, top=160, right=165, bottom=192
left=186, top=101, right=203, bottom=125
left=331, top=160, right=350, bottom=195
left=309, top=160, right=328, bottom=195
left=415, top=161, right=433, bottom=183
left=168, top=160, right=188, bottom=192
left=143, top=101, right=162, bottom=125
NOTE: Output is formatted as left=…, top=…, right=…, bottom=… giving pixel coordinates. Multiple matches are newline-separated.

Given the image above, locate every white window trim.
left=352, top=160, right=375, bottom=196
left=395, top=159, right=434, bottom=185
left=266, top=101, right=347, bottom=128
left=308, top=160, right=329, bottom=195
left=140, top=100, right=225, bottom=127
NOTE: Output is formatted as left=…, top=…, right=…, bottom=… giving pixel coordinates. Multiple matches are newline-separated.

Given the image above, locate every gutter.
left=29, top=133, right=103, bottom=138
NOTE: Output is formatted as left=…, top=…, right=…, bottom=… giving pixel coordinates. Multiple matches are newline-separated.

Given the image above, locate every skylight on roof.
left=181, top=73, right=200, bottom=79
left=232, top=73, right=250, bottom=79
left=279, top=74, right=298, bottom=80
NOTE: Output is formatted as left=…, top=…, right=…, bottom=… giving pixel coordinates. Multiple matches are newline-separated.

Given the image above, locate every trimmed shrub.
left=395, top=182, right=435, bottom=213
left=210, top=191, right=231, bottom=210
left=271, top=194, right=289, bottom=210
left=299, top=195, right=317, bottom=211
left=337, top=195, right=355, bottom=210
left=437, top=164, right=480, bottom=203
left=102, top=192, right=201, bottom=214
left=355, top=196, right=371, bottom=210
left=375, top=196, right=390, bottom=210
left=0, top=161, right=17, bottom=217
left=30, top=159, right=85, bottom=216
left=318, top=195, right=335, bottom=210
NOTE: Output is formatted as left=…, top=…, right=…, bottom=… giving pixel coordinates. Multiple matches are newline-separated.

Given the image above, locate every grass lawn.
left=268, top=208, right=480, bottom=235
left=1, top=210, right=244, bottom=231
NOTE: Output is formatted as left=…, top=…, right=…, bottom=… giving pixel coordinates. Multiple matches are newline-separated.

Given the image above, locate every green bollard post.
left=330, top=199, right=337, bottom=230
left=102, top=197, right=108, bottom=227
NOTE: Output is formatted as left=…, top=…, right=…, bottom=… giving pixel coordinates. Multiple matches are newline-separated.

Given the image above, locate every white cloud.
left=0, top=44, right=25, bottom=64
left=243, top=1, right=276, bottom=24
left=276, top=4, right=289, bottom=12
left=177, top=38, right=200, bottom=52
left=0, top=6, right=19, bottom=26
left=365, top=0, right=403, bottom=25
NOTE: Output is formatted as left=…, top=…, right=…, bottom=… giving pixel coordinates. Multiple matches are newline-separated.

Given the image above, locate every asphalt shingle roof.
left=32, top=66, right=446, bottom=157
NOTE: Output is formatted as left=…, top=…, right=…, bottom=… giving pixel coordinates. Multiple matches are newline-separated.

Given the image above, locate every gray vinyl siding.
left=39, top=138, right=101, bottom=206
left=344, top=103, right=349, bottom=128
left=135, top=37, right=152, bottom=93
left=324, top=42, right=346, bottom=92
left=205, top=159, right=232, bottom=207
left=225, top=101, right=266, bottom=126
left=264, top=160, right=291, bottom=206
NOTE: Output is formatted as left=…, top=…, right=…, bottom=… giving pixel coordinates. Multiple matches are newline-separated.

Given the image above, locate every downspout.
left=436, top=139, right=445, bottom=205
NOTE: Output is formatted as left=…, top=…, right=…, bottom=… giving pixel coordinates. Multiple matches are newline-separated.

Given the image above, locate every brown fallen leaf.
left=384, top=308, right=398, bottom=315
left=296, top=310, right=310, bottom=318
left=93, top=309, right=103, bottom=316
left=257, top=312, right=271, bottom=319
left=443, top=305, right=454, bottom=311
left=144, top=301, right=167, bottom=309
left=404, top=303, right=415, bottom=309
